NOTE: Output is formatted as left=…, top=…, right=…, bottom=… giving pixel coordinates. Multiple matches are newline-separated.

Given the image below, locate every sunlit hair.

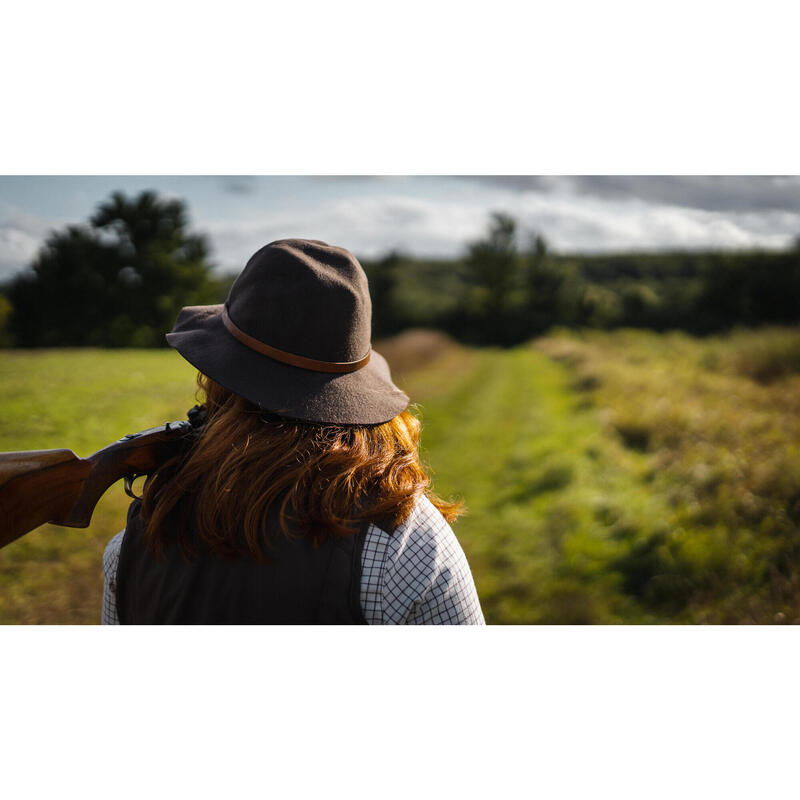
left=140, top=373, right=463, bottom=559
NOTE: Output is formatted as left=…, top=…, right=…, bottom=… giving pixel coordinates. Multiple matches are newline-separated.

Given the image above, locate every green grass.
left=2, top=327, right=800, bottom=624
left=535, top=327, right=800, bottom=623
left=0, top=350, right=198, bottom=623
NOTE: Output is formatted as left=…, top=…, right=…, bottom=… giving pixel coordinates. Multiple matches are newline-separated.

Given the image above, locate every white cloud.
left=2, top=180, right=799, bottom=283
left=172, top=188, right=800, bottom=271
left=0, top=226, right=38, bottom=268
left=0, top=208, right=62, bottom=281
left=201, top=194, right=490, bottom=268
left=489, top=191, right=800, bottom=253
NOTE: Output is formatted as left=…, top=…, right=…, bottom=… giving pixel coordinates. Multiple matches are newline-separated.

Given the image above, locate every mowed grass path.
left=403, top=345, right=666, bottom=623
left=1, top=340, right=664, bottom=624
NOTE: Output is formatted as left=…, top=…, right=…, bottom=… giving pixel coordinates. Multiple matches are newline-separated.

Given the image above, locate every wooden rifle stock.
left=0, top=416, right=200, bottom=550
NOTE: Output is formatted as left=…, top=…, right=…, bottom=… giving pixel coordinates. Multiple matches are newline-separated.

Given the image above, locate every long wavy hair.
left=140, top=373, right=463, bottom=559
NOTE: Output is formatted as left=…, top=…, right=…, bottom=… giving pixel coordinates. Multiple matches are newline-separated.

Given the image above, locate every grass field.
left=1, top=327, right=799, bottom=624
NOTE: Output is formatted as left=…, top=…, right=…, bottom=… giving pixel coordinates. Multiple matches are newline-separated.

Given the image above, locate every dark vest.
left=116, top=499, right=368, bottom=625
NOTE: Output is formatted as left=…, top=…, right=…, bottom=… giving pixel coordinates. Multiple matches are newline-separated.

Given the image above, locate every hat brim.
left=165, top=305, right=409, bottom=425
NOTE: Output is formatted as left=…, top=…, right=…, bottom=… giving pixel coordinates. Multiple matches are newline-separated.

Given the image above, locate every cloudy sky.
left=1, top=175, right=798, bottom=280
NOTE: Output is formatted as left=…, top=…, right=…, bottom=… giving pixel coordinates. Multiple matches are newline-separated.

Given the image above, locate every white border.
left=1, top=2, right=798, bottom=174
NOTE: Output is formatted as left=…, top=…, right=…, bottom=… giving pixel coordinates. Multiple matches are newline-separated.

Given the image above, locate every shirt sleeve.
left=371, top=495, right=485, bottom=625
left=101, top=530, right=125, bottom=625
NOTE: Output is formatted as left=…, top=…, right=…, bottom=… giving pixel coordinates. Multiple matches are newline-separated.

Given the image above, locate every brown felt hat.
left=166, top=239, right=409, bottom=425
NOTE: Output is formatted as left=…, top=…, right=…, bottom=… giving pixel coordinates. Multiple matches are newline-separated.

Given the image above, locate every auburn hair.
left=140, top=373, right=463, bottom=559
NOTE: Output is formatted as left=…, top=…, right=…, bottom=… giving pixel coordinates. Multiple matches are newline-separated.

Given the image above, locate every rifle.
left=0, top=405, right=206, bottom=551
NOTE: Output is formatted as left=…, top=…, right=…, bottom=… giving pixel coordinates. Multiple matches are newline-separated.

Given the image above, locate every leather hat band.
left=221, top=307, right=371, bottom=374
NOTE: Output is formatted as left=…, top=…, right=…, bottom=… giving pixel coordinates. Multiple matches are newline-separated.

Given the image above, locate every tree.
left=0, top=293, right=12, bottom=347
left=466, top=212, right=517, bottom=308
left=362, top=249, right=403, bottom=338
left=524, top=232, right=565, bottom=334
left=7, top=191, right=219, bottom=347
left=464, top=212, right=522, bottom=343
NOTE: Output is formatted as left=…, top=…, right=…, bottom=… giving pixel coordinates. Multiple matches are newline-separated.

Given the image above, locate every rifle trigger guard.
left=124, top=474, right=144, bottom=500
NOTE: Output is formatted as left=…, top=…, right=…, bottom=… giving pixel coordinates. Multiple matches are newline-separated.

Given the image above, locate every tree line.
left=363, top=213, right=800, bottom=345
left=1, top=196, right=798, bottom=348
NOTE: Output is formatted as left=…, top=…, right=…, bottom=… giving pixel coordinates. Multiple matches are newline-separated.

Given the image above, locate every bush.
left=728, top=328, right=800, bottom=383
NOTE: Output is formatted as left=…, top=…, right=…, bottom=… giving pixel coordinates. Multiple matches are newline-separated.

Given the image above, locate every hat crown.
left=226, top=239, right=371, bottom=363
